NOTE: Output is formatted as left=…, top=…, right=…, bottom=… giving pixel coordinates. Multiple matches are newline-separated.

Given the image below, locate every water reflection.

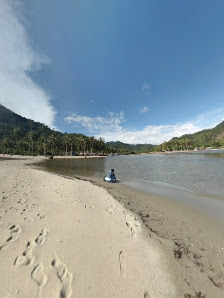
left=37, top=150, right=224, bottom=199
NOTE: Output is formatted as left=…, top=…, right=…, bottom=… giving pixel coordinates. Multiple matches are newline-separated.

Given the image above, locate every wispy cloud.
left=142, top=81, right=151, bottom=93
left=65, top=107, right=224, bottom=145
left=0, top=0, right=56, bottom=127
left=94, top=122, right=201, bottom=145
left=65, top=112, right=125, bottom=133
left=139, top=106, right=150, bottom=113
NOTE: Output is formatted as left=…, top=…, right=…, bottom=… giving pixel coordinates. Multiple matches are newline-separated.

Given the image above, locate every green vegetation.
left=0, top=104, right=114, bottom=156
left=106, top=141, right=155, bottom=154
left=1, top=104, right=224, bottom=155
left=154, top=122, right=224, bottom=152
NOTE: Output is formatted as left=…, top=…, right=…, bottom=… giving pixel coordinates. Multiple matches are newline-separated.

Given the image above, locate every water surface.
left=37, top=151, right=224, bottom=222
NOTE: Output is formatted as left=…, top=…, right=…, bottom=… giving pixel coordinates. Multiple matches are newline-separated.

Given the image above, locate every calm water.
left=37, top=150, right=224, bottom=221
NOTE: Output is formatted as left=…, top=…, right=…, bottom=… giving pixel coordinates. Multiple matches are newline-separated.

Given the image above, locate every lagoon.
left=37, top=150, right=224, bottom=222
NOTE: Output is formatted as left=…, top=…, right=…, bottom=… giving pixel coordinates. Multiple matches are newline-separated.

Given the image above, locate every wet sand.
left=1, top=155, right=224, bottom=297
left=36, top=156, right=224, bottom=297
left=90, top=179, right=224, bottom=297
left=0, top=156, right=183, bottom=298
left=35, top=156, right=224, bottom=297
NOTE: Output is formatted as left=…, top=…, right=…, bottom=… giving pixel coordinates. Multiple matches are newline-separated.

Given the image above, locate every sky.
left=1, top=0, right=224, bottom=144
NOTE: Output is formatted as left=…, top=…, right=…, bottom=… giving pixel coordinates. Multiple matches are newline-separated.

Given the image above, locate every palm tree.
left=68, top=135, right=75, bottom=156
left=27, top=120, right=35, bottom=155
left=13, top=127, right=20, bottom=149
left=98, top=137, right=105, bottom=154
left=27, top=131, right=35, bottom=155
left=89, top=136, right=95, bottom=155
left=48, top=133, right=57, bottom=154
left=2, top=137, right=9, bottom=154
left=63, top=134, right=70, bottom=156
left=41, top=124, right=46, bottom=153
left=77, top=137, right=86, bottom=155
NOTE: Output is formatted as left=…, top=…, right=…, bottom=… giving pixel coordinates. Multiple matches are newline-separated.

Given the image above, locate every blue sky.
left=1, top=0, right=224, bottom=144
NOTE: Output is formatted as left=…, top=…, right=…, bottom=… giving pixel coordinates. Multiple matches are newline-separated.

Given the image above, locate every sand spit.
left=0, top=157, right=183, bottom=298
left=91, top=181, right=224, bottom=298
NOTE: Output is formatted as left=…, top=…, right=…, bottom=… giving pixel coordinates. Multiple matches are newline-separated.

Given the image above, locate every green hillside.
left=155, top=121, right=224, bottom=152
left=2, top=103, right=223, bottom=155
left=106, top=141, right=155, bottom=154
left=0, top=104, right=108, bottom=155
left=0, top=104, right=154, bottom=155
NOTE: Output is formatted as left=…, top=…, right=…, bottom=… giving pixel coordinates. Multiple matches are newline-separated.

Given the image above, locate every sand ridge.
left=0, top=157, right=183, bottom=297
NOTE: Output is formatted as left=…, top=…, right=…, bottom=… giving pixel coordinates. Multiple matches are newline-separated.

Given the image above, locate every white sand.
left=0, top=157, right=183, bottom=297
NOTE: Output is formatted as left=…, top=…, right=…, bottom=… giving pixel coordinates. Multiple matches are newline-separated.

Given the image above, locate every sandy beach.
left=0, top=156, right=183, bottom=298
left=0, top=156, right=224, bottom=297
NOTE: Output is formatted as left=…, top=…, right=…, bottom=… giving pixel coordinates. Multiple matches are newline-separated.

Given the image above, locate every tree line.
left=154, top=121, right=224, bottom=152
left=0, top=120, right=117, bottom=156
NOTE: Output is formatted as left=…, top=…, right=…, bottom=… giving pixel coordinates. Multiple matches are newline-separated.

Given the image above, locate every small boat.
left=104, top=169, right=116, bottom=183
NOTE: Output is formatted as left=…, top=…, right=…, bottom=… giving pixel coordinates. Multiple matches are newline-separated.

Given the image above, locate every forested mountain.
left=0, top=104, right=109, bottom=155
left=106, top=141, right=155, bottom=153
left=2, top=103, right=223, bottom=155
left=155, top=121, right=224, bottom=152
left=0, top=104, right=153, bottom=155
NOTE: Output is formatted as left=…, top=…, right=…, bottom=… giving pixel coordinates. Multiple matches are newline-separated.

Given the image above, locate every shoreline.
left=1, top=156, right=224, bottom=297
left=33, top=156, right=224, bottom=297
left=0, top=156, right=183, bottom=298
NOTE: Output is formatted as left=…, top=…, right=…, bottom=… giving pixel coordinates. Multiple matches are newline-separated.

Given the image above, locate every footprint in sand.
left=0, top=224, right=22, bottom=251
left=37, top=214, right=46, bottom=220
left=21, top=204, right=36, bottom=214
left=24, top=216, right=34, bottom=223
left=0, top=210, right=5, bottom=221
left=106, top=208, right=114, bottom=215
left=84, top=205, right=94, bottom=210
left=14, top=240, right=36, bottom=266
left=126, top=221, right=139, bottom=239
left=119, top=250, right=126, bottom=279
left=14, top=228, right=49, bottom=266
left=106, top=205, right=120, bottom=215
left=17, top=199, right=26, bottom=204
left=144, top=291, right=150, bottom=298
left=31, top=263, right=47, bottom=297
left=51, top=257, right=73, bottom=298
left=35, top=228, right=49, bottom=245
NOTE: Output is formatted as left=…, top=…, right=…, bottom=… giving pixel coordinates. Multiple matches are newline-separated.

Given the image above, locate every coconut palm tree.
left=27, top=131, right=35, bottom=155
left=41, top=124, right=47, bottom=153
left=2, top=137, right=9, bottom=154
left=68, top=135, right=75, bottom=156
left=48, top=133, right=57, bottom=154
left=13, top=127, right=20, bottom=149
left=98, top=137, right=105, bottom=154
left=77, top=137, right=86, bottom=155
left=89, top=136, right=95, bottom=155
left=63, top=134, right=70, bottom=156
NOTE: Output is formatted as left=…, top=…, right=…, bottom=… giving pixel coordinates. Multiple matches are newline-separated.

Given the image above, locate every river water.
left=37, top=150, right=224, bottom=222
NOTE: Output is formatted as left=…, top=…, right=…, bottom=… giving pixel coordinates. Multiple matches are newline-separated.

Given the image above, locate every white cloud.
left=142, top=81, right=151, bottom=93
left=94, top=122, right=200, bottom=145
left=139, top=106, right=150, bottom=113
left=64, top=107, right=224, bottom=145
left=0, top=0, right=56, bottom=127
left=65, top=111, right=125, bottom=133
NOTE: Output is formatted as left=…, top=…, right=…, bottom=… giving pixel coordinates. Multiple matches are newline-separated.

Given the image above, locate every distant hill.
left=156, top=121, right=224, bottom=151
left=0, top=104, right=103, bottom=155
left=0, top=104, right=59, bottom=140
left=106, top=141, right=155, bottom=153
left=0, top=104, right=154, bottom=155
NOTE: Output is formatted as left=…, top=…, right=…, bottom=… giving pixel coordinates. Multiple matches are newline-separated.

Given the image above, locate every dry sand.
left=0, top=156, right=183, bottom=298
left=1, top=156, right=224, bottom=298
left=92, top=177, right=224, bottom=298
